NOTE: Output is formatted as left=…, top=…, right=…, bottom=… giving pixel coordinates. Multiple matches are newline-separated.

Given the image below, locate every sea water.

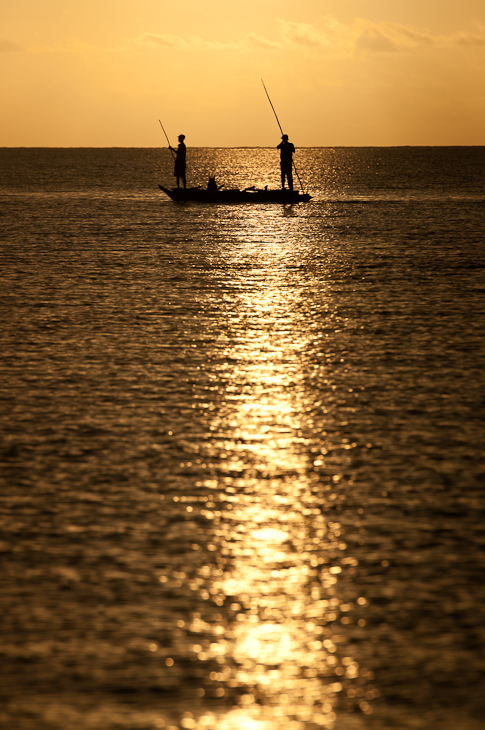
left=0, top=147, right=484, bottom=730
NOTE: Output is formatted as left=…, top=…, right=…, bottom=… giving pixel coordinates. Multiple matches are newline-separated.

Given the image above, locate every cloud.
left=356, top=28, right=399, bottom=54
left=136, top=32, right=280, bottom=52
left=277, top=18, right=435, bottom=55
left=277, top=20, right=334, bottom=48
left=243, top=33, right=281, bottom=51
left=135, top=20, right=342, bottom=54
left=455, top=29, right=485, bottom=46
left=131, top=18, right=484, bottom=58
left=355, top=22, right=435, bottom=54
left=395, top=26, right=434, bottom=46
left=0, top=39, right=24, bottom=53
left=140, top=34, right=190, bottom=49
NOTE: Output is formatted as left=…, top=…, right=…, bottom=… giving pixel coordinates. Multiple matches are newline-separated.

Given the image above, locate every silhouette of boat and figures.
left=158, top=131, right=310, bottom=204
left=158, top=82, right=311, bottom=204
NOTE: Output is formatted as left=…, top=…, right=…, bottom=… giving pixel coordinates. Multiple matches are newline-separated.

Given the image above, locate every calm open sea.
left=0, top=147, right=484, bottom=730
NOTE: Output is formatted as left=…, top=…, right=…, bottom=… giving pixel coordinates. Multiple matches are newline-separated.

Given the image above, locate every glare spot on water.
left=250, top=528, right=289, bottom=543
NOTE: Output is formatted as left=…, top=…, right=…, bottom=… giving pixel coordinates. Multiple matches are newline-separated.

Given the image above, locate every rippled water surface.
left=1, top=147, right=485, bottom=730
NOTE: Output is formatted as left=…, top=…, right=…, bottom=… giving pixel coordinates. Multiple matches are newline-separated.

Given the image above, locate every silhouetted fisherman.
left=277, top=134, right=295, bottom=191
left=169, top=134, right=186, bottom=189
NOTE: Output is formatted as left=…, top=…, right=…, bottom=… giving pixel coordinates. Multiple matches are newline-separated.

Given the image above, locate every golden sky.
left=2, top=0, right=485, bottom=146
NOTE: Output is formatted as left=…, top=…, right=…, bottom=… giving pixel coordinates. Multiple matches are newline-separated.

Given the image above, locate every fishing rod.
left=159, top=119, right=175, bottom=158
left=261, top=79, right=306, bottom=194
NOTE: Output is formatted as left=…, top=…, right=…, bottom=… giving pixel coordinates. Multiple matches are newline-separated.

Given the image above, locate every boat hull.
left=159, top=185, right=311, bottom=203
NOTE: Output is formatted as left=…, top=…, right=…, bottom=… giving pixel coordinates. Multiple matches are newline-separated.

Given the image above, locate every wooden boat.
left=159, top=184, right=311, bottom=204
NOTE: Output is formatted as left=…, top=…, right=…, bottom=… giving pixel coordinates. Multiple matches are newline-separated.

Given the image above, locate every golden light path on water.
left=2, top=148, right=484, bottom=730
left=156, top=209, right=374, bottom=730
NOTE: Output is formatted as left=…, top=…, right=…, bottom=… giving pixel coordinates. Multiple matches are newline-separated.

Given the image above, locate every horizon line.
left=2, top=144, right=485, bottom=150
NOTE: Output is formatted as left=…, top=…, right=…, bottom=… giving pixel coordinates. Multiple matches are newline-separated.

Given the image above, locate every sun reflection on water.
left=201, top=479, right=352, bottom=729
left=185, top=394, right=367, bottom=724
left=159, top=216, right=374, bottom=730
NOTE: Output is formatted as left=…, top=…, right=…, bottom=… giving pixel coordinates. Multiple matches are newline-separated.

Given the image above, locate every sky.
left=1, top=0, right=485, bottom=147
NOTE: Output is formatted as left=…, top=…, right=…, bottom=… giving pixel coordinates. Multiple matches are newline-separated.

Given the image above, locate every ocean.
left=0, top=147, right=484, bottom=730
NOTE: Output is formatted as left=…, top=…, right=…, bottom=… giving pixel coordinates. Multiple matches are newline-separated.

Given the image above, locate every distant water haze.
left=1, top=147, right=484, bottom=730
